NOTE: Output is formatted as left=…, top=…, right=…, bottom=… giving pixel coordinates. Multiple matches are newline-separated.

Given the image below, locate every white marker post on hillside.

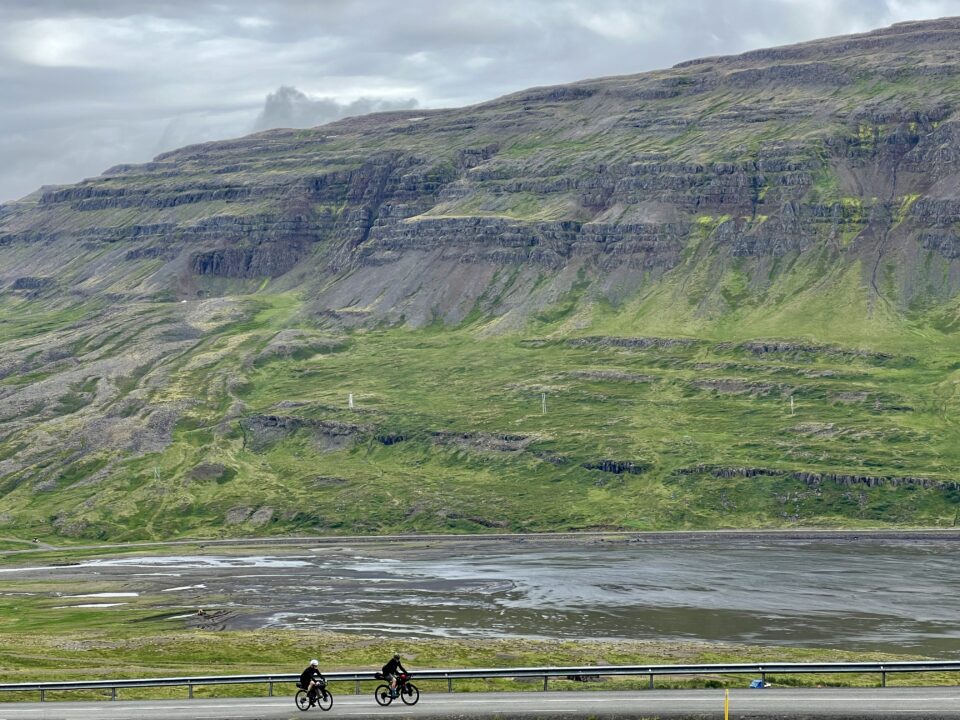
left=348, top=393, right=354, bottom=409
left=541, top=392, right=547, bottom=414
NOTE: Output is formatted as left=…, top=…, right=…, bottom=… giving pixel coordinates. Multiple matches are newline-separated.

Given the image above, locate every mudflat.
left=2, top=531, right=959, bottom=655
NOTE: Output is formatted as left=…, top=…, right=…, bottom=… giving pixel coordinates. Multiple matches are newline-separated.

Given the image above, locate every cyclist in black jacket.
left=381, top=653, right=407, bottom=698
left=300, top=659, right=325, bottom=706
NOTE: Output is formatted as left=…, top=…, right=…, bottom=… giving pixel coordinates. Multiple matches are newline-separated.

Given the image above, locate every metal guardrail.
left=3, top=661, right=960, bottom=701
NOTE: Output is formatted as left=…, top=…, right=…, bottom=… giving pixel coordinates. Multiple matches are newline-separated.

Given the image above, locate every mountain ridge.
left=5, top=17, right=960, bottom=330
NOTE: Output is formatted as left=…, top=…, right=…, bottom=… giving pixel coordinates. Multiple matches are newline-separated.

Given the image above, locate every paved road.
left=1, top=688, right=960, bottom=719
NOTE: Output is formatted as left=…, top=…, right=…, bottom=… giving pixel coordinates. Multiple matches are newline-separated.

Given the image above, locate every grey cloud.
left=253, top=86, right=418, bottom=132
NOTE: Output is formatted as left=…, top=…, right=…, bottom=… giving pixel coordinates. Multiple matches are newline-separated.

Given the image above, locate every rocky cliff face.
left=4, top=18, right=960, bottom=325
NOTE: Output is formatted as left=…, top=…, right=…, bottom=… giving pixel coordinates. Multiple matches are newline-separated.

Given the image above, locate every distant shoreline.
left=3, top=528, right=960, bottom=558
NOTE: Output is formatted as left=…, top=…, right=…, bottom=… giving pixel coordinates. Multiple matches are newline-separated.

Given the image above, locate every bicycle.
left=295, top=678, right=333, bottom=711
left=374, top=671, right=419, bottom=706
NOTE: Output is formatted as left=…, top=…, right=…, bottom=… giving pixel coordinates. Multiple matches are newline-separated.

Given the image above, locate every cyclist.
left=300, top=658, right=326, bottom=706
left=381, top=652, right=408, bottom=698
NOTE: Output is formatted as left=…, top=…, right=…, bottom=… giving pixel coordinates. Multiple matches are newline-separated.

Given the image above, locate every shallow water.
left=8, top=539, right=960, bottom=654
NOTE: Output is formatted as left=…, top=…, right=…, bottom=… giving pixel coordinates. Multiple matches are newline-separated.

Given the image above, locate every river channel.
left=5, top=536, right=959, bottom=655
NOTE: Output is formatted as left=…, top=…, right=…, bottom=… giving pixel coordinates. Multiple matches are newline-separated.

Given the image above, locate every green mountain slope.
left=3, top=19, right=960, bottom=541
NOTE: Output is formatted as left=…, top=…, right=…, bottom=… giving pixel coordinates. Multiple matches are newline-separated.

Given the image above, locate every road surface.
left=1, top=688, right=959, bottom=719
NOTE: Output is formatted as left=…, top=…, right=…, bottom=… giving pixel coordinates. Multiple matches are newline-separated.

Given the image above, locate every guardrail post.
left=543, top=675, right=548, bottom=691
left=447, top=677, right=452, bottom=693
left=355, top=680, right=361, bottom=695
left=882, top=670, right=886, bottom=688
left=111, top=687, right=117, bottom=701
left=40, top=689, right=45, bottom=703
left=649, top=671, right=654, bottom=690
left=761, top=672, right=766, bottom=685
left=188, top=683, right=193, bottom=699
left=268, top=681, right=273, bottom=697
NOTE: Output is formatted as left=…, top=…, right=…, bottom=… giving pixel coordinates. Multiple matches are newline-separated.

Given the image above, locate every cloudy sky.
left=2, top=0, right=960, bottom=202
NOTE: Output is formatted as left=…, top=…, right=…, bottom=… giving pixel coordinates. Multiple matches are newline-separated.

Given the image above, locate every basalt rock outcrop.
left=6, top=19, right=960, bottom=322
left=582, top=460, right=652, bottom=474
left=676, top=465, right=958, bottom=491
left=242, top=415, right=371, bottom=452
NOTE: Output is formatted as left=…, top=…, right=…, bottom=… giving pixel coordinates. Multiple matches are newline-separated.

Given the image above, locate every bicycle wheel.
left=295, top=689, right=311, bottom=711
left=400, top=683, right=419, bottom=705
left=317, top=688, right=333, bottom=711
left=374, top=684, right=393, bottom=706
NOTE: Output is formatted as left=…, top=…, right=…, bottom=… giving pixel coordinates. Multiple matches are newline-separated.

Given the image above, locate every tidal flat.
left=0, top=532, right=957, bottom=695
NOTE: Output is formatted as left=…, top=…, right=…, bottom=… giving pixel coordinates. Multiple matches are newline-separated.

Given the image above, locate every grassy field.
left=0, top=618, right=948, bottom=697
left=0, top=625, right=952, bottom=699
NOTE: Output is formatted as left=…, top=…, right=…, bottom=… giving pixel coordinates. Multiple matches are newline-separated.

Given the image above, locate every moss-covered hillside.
left=3, top=19, right=960, bottom=540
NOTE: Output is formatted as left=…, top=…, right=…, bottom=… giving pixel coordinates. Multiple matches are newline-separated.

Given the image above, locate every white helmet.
left=310, top=659, right=319, bottom=666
